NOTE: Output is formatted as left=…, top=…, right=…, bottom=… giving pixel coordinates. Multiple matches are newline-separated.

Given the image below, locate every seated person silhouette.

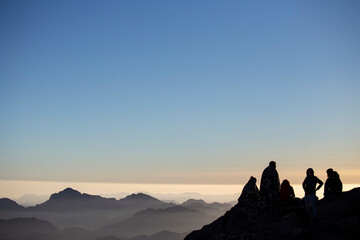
left=238, top=176, right=259, bottom=207
left=238, top=176, right=259, bottom=219
left=332, top=171, right=343, bottom=196
left=324, top=169, right=343, bottom=198
left=280, top=179, right=295, bottom=203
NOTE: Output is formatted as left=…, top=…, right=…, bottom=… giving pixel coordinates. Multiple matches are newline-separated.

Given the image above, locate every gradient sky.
left=1, top=0, right=359, bottom=192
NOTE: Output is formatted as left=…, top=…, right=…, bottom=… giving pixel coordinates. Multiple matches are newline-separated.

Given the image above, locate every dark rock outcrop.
left=185, top=188, right=360, bottom=240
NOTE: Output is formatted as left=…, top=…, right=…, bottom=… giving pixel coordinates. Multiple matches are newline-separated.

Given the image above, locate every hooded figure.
left=259, top=161, right=280, bottom=217
left=238, top=176, right=260, bottom=219
left=238, top=176, right=259, bottom=207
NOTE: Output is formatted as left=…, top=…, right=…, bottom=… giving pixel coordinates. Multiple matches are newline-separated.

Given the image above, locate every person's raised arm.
left=316, top=177, right=323, bottom=191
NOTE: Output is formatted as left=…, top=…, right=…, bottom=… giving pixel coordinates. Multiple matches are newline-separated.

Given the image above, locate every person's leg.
left=310, top=194, right=318, bottom=218
left=304, top=194, right=311, bottom=216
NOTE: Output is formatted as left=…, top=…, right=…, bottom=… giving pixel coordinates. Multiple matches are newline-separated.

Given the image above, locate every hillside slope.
left=185, top=188, right=360, bottom=240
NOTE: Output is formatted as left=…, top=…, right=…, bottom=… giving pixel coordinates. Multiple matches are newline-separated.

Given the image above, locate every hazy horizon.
left=1, top=179, right=359, bottom=205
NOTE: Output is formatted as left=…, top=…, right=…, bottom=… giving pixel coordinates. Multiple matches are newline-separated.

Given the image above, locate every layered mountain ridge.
left=0, top=187, right=230, bottom=239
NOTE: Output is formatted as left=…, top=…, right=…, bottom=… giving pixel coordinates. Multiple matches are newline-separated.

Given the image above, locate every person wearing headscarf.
left=280, top=179, right=295, bottom=203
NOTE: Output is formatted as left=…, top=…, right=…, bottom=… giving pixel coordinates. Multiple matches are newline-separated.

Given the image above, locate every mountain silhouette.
left=30, top=188, right=119, bottom=212
left=0, top=217, right=59, bottom=239
left=49, top=188, right=89, bottom=200
left=182, top=199, right=208, bottom=206
left=16, top=194, right=49, bottom=207
left=130, top=230, right=188, bottom=240
left=208, top=202, right=233, bottom=211
left=0, top=218, right=188, bottom=240
left=95, top=236, right=123, bottom=240
left=26, top=188, right=173, bottom=213
left=99, top=205, right=216, bottom=238
left=122, top=193, right=158, bottom=201
left=0, top=217, right=100, bottom=240
left=1, top=188, right=176, bottom=230
left=118, top=193, right=175, bottom=209
left=95, top=230, right=188, bottom=240
left=185, top=188, right=360, bottom=240
left=0, top=198, right=25, bottom=211
left=181, top=199, right=232, bottom=217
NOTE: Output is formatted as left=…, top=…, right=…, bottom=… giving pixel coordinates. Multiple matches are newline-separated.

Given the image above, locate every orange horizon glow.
left=1, top=178, right=359, bottom=203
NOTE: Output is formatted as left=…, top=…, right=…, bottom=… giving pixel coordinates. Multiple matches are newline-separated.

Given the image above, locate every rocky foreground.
left=185, top=188, right=360, bottom=240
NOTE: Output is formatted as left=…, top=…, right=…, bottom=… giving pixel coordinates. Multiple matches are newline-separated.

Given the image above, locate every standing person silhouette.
left=259, top=161, right=280, bottom=219
left=302, top=168, right=323, bottom=222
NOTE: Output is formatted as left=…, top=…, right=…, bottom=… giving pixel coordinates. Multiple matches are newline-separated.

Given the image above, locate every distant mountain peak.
left=0, top=198, right=25, bottom=211
left=0, top=198, right=17, bottom=203
left=122, top=193, right=157, bottom=201
left=182, top=199, right=208, bottom=206
left=63, top=187, right=77, bottom=192
left=49, top=187, right=82, bottom=200
left=165, top=205, right=195, bottom=212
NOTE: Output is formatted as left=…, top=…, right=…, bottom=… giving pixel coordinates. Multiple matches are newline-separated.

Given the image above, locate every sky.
left=0, top=0, right=359, bottom=198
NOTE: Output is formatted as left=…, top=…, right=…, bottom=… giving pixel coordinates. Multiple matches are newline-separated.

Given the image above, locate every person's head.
left=333, top=171, right=340, bottom=178
left=306, top=168, right=314, bottom=177
left=282, top=179, right=290, bottom=186
left=269, top=161, right=276, bottom=168
left=326, top=168, right=334, bottom=177
left=248, top=176, right=257, bottom=184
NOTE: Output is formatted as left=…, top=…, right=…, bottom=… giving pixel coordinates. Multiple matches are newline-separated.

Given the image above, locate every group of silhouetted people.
left=238, top=161, right=343, bottom=222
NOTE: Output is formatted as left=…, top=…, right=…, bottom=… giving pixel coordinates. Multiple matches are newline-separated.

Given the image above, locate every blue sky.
left=1, top=0, right=359, bottom=186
